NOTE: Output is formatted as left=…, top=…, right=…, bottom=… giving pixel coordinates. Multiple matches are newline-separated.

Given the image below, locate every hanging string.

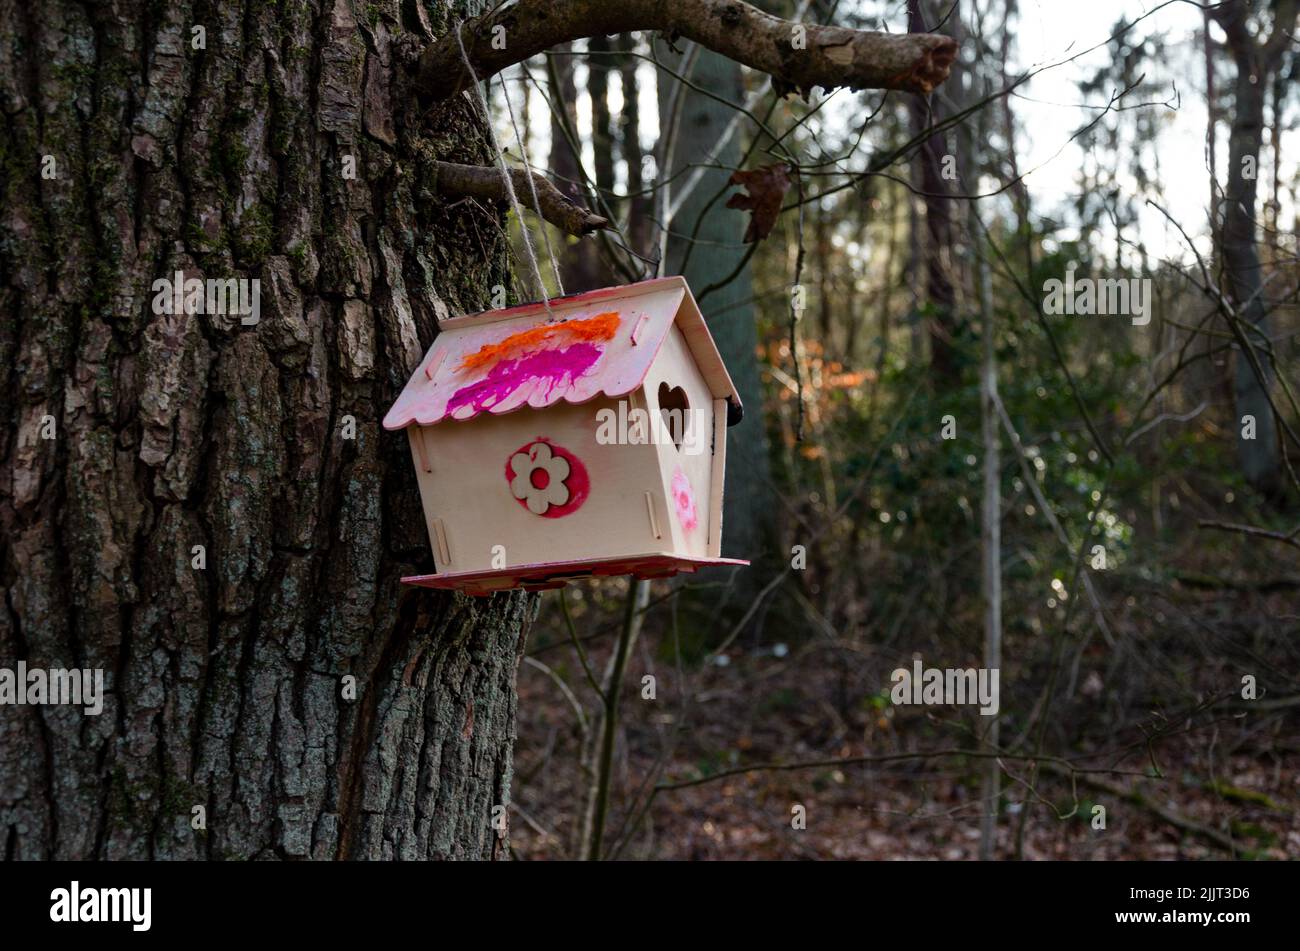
left=497, top=66, right=566, bottom=297
left=454, top=22, right=555, bottom=317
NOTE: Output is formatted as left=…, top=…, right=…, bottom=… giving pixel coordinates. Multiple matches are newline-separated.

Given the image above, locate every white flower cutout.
left=509, top=441, right=571, bottom=515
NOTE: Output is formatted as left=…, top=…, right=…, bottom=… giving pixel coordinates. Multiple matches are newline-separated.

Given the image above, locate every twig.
left=522, top=656, right=589, bottom=736
left=435, top=161, right=609, bottom=237
left=993, top=392, right=1114, bottom=646
left=1198, top=520, right=1300, bottom=551
left=1124, top=400, right=1209, bottom=447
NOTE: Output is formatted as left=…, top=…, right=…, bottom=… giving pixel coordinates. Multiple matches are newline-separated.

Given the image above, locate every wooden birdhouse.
left=384, top=276, right=748, bottom=596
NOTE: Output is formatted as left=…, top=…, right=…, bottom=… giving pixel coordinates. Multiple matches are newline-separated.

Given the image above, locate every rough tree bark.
left=0, top=0, right=536, bottom=860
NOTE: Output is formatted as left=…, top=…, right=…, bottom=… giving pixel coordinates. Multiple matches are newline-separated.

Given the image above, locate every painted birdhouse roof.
left=383, top=276, right=742, bottom=430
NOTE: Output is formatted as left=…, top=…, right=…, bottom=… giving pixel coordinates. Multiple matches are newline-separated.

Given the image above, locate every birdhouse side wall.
left=641, top=323, right=719, bottom=560
left=407, top=396, right=678, bottom=574
left=706, top=397, right=727, bottom=558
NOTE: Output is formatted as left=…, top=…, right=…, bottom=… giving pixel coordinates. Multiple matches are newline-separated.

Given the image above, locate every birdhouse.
left=384, top=276, right=749, bottom=596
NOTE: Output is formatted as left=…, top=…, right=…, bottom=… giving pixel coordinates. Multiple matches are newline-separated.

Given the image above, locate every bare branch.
left=435, top=161, right=610, bottom=236
left=417, top=0, right=958, bottom=100
left=1198, top=520, right=1300, bottom=552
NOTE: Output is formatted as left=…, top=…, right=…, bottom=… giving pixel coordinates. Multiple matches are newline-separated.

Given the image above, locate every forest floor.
left=510, top=579, right=1299, bottom=861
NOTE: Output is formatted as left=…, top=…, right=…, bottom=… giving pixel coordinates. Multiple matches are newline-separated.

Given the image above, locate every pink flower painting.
left=671, top=467, right=698, bottom=534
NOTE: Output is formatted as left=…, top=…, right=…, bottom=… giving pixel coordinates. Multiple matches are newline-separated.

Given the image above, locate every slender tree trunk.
left=617, top=33, right=651, bottom=258
left=588, top=35, right=616, bottom=205
left=0, top=0, right=533, bottom=860
left=1268, top=69, right=1284, bottom=249
left=1202, top=19, right=1238, bottom=420
left=521, top=57, right=534, bottom=167
left=815, top=204, right=833, bottom=351
left=976, top=246, right=1001, bottom=861
left=970, top=2, right=1002, bottom=860
left=907, top=0, right=959, bottom=389
left=548, top=41, right=597, bottom=291
left=867, top=196, right=894, bottom=407
left=1204, top=13, right=1219, bottom=241
left=1217, top=14, right=1284, bottom=495
left=577, top=579, right=649, bottom=860
left=905, top=169, right=925, bottom=366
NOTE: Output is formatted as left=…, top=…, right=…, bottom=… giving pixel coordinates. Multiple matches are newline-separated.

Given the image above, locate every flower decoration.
left=509, top=441, right=570, bottom=514
left=505, top=440, right=590, bottom=518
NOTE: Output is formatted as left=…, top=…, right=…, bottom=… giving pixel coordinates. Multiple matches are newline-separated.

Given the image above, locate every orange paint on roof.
left=457, top=311, right=621, bottom=373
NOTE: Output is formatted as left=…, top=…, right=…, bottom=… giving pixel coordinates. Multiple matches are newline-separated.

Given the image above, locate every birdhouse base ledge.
left=403, top=554, right=749, bottom=597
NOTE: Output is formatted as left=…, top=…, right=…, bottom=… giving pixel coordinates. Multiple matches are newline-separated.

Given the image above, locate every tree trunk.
left=907, top=0, right=959, bottom=389
left=588, top=35, right=616, bottom=204
left=1203, top=13, right=1219, bottom=244
left=616, top=33, right=651, bottom=257
left=1215, top=3, right=1288, bottom=494
left=815, top=204, right=833, bottom=351
left=659, top=46, right=774, bottom=578
left=548, top=41, right=599, bottom=291
left=0, top=0, right=534, bottom=860
left=976, top=240, right=1001, bottom=862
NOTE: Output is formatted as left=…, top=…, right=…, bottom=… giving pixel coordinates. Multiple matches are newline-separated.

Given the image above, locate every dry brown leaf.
left=726, top=164, right=793, bottom=242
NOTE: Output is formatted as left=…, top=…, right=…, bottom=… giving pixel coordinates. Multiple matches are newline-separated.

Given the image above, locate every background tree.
left=908, top=0, right=961, bottom=389
left=658, top=45, right=776, bottom=590
left=1210, top=0, right=1296, bottom=494
left=548, top=41, right=602, bottom=289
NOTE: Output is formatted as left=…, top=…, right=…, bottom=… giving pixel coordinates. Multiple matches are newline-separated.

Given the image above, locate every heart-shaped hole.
left=657, top=381, right=690, bottom=453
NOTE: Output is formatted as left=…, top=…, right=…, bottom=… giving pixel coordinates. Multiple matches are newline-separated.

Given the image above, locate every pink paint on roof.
left=384, top=276, right=740, bottom=430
